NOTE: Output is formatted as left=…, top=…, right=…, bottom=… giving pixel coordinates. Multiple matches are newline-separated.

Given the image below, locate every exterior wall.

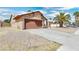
left=16, top=21, right=24, bottom=29
left=11, top=19, right=17, bottom=28
left=42, top=20, right=47, bottom=28
left=41, top=16, right=48, bottom=28
left=11, top=19, right=24, bottom=29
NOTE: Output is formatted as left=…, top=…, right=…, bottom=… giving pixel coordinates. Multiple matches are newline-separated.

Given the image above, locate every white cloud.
left=0, top=8, right=12, bottom=20
left=35, top=10, right=47, bottom=14
left=14, top=11, right=27, bottom=16
left=0, top=8, right=27, bottom=20
left=47, top=12, right=59, bottom=17
left=1, top=12, right=11, bottom=16
left=44, top=7, right=74, bottom=10
left=0, top=8, right=10, bottom=13
left=50, top=10, right=57, bottom=13
left=0, top=8, right=9, bottom=11
left=0, top=16, right=5, bottom=21
left=17, top=11, right=27, bottom=14
left=47, top=12, right=71, bottom=19
left=43, top=7, right=49, bottom=9
left=40, top=10, right=47, bottom=14
left=58, top=7, right=74, bottom=10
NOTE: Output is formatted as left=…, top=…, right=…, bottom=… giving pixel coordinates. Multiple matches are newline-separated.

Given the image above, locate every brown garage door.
left=24, top=19, right=42, bottom=29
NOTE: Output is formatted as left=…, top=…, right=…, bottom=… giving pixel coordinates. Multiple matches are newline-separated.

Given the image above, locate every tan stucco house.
left=11, top=11, right=48, bottom=29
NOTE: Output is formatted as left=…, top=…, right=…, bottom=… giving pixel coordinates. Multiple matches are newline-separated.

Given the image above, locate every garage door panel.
left=25, top=20, right=42, bottom=29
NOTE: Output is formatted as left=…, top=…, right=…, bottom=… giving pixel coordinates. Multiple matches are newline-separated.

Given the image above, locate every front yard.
left=0, top=28, right=61, bottom=51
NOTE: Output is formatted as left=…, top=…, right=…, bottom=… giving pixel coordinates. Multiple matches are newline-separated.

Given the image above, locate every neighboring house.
left=11, top=11, right=48, bottom=29
left=48, top=21, right=59, bottom=28
left=75, top=17, right=79, bottom=26
left=48, top=21, right=68, bottom=28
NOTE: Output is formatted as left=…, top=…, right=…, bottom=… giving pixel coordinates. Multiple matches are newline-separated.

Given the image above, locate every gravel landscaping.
left=0, top=29, right=61, bottom=51
left=51, top=27, right=77, bottom=33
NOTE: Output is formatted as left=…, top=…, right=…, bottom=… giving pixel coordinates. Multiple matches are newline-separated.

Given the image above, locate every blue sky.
left=0, top=7, right=79, bottom=22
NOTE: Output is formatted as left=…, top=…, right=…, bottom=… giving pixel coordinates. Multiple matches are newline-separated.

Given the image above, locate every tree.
left=73, top=11, right=79, bottom=26
left=53, top=12, right=71, bottom=27
left=27, top=10, right=32, bottom=12
left=4, top=14, right=13, bottom=23
left=74, top=11, right=79, bottom=16
left=9, top=14, right=13, bottom=23
left=4, top=19, right=10, bottom=23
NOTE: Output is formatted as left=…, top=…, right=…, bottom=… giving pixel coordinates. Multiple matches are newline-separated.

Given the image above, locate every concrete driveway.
left=26, top=28, right=79, bottom=51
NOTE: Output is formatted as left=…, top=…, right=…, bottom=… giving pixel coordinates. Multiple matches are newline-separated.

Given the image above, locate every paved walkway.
left=26, top=28, right=79, bottom=51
